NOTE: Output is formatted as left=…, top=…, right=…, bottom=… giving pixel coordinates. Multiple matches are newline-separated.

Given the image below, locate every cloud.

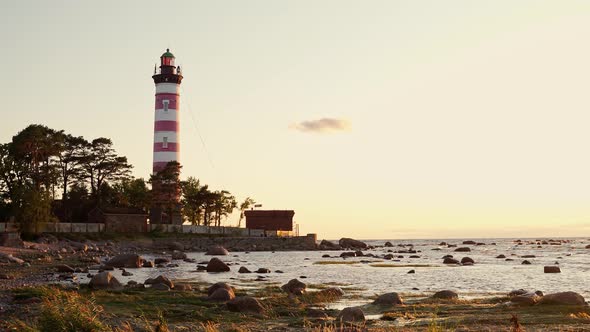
left=290, top=118, right=351, bottom=133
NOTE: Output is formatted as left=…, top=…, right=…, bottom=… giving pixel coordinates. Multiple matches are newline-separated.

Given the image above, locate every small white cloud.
left=290, top=118, right=351, bottom=133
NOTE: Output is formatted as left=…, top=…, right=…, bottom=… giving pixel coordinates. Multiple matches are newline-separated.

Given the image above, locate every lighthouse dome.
left=161, top=48, right=175, bottom=58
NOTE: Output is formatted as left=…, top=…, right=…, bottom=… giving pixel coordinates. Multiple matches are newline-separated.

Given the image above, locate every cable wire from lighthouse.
left=180, top=85, right=216, bottom=170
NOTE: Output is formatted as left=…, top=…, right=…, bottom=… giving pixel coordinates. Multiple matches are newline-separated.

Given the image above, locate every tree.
left=210, top=190, right=237, bottom=227
left=111, top=178, right=151, bottom=211
left=238, top=197, right=256, bottom=227
left=77, top=138, right=132, bottom=204
left=55, top=134, right=87, bottom=200
left=181, top=177, right=209, bottom=225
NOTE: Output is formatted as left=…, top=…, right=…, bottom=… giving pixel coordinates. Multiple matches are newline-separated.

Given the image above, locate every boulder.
left=174, top=284, right=192, bottom=291
left=208, top=282, right=234, bottom=296
left=227, top=296, right=265, bottom=314
left=462, top=241, right=476, bottom=245
left=522, top=260, right=532, bottom=265
left=586, top=244, right=590, bottom=249
left=454, top=247, right=471, bottom=252
left=121, top=270, right=133, bottom=277
left=206, top=245, right=229, bottom=256
left=143, top=261, right=155, bottom=268
left=496, top=254, right=506, bottom=259
left=443, top=257, right=460, bottom=264
left=432, top=290, right=458, bottom=300
left=460, top=257, right=474, bottom=265
left=340, top=252, right=356, bottom=258
left=171, top=251, right=187, bottom=260
left=407, top=269, right=415, bottom=274
left=338, top=238, right=367, bottom=249
left=281, top=279, right=306, bottom=295
left=384, top=241, right=394, bottom=247
left=168, top=241, right=185, bottom=251
left=373, top=292, right=404, bottom=306
left=511, top=293, right=541, bottom=306
left=206, top=258, right=230, bottom=272
left=538, top=292, right=586, bottom=306
left=105, top=254, right=143, bottom=268
left=151, top=283, right=171, bottom=291
left=338, top=307, right=365, bottom=322
left=319, top=240, right=341, bottom=250
left=208, top=287, right=235, bottom=302
left=508, top=289, right=528, bottom=297
left=89, top=271, right=123, bottom=290
left=56, top=264, right=75, bottom=273
left=145, top=275, right=174, bottom=289
left=544, top=266, right=561, bottom=273
left=255, top=268, right=271, bottom=273
left=238, top=266, right=251, bottom=273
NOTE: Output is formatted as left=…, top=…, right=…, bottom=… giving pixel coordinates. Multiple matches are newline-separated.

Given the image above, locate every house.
left=244, top=210, right=294, bottom=232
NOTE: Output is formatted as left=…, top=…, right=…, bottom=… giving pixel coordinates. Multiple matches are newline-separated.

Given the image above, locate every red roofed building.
left=244, top=210, right=294, bottom=231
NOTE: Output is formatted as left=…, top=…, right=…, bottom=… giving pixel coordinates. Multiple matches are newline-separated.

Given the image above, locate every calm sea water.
left=76, top=237, right=590, bottom=303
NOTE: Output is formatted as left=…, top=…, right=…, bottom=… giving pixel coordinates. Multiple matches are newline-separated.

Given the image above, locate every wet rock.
left=151, top=283, right=171, bottom=291
left=521, top=255, right=536, bottom=258
left=168, top=241, right=185, bottom=251
left=511, top=293, right=541, bottom=306
left=460, top=257, right=474, bottom=265
left=319, top=240, right=341, bottom=250
left=56, top=264, right=75, bottom=273
left=521, top=260, right=532, bottom=265
left=407, top=269, right=415, bottom=274
left=209, top=287, right=235, bottom=301
left=206, top=245, right=229, bottom=256
left=122, top=270, right=133, bottom=277
left=538, top=292, right=586, bottom=306
left=106, top=254, right=143, bottom=268
left=208, top=282, right=234, bottom=296
left=431, top=290, right=458, bottom=300
left=508, top=289, right=528, bottom=297
left=143, top=261, right=154, bottom=268
left=206, top=258, right=230, bottom=272
left=338, top=238, right=367, bottom=249
left=238, top=266, right=251, bottom=273
left=255, top=268, right=271, bottom=273
left=373, top=292, right=403, bottom=305
left=89, top=271, right=123, bottom=290
left=338, top=307, right=365, bottom=322
left=275, top=270, right=284, bottom=273
left=496, top=254, right=506, bottom=259
left=281, top=279, right=306, bottom=295
left=462, top=240, right=476, bottom=245
left=544, top=266, right=561, bottom=273
left=340, top=252, right=356, bottom=258
left=321, top=254, right=331, bottom=258
left=354, top=250, right=365, bottom=257
left=384, top=241, right=393, bottom=247
left=227, top=296, right=265, bottom=314
left=145, top=275, right=174, bottom=289
left=454, top=247, right=471, bottom=252
left=384, top=254, right=394, bottom=260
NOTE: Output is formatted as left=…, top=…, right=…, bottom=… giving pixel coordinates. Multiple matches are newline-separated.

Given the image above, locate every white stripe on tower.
left=153, top=81, right=180, bottom=173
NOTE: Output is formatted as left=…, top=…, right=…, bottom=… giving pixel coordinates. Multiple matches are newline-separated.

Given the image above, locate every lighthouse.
left=152, top=48, right=183, bottom=173
left=151, top=49, right=183, bottom=224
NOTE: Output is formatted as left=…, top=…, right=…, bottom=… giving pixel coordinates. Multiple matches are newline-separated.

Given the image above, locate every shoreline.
left=1, top=234, right=590, bottom=331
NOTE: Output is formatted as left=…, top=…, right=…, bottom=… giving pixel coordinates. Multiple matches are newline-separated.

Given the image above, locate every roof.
left=161, top=48, right=175, bottom=58
left=93, top=207, right=147, bottom=215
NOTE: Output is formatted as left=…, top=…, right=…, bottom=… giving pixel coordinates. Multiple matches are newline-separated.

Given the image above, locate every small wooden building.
left=244, top=210, right=294, bottom=231
left=88, top=207, right=148, bottom=233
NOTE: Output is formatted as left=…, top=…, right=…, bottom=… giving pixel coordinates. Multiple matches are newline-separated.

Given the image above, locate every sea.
left=75, top=237, right=590, bottom=305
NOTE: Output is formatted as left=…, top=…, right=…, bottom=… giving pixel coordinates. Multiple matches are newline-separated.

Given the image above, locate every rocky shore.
left=1, top=234, right=589, bottom=331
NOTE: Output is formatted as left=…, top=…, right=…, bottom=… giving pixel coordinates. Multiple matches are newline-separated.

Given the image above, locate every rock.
left=544, top=266, right=561, bottom=273
left=432, top=290, right=458, bottom=300
left=373, top=292, right=403, bottom=305
left=460, top=257, right=474, bottom=265
left=316, top=287, right=344, bottom=298
left=443, top=257, right=460, bottom=264
left=281, top=279, right=306, bottom=295
left=275, top=270, right=284, bottom=273
left=143, top=261, right=155, bottom=268
left=305, top=308, right=329, bottom=319
left=384, top=241, right=393, bottom=247
left=521, top=255, right=536, bottom=258
left=340, top=252, right=356, bottom=258
left=154, top=258, right=170, bottom=265
left=238, top=266, right=251, bottom=273
left=105, top=254, right=143, bottom=268
left=168, top=241, right=185, bottom=251
left=0, top=253, right=24, bottom=265
left=538, top=292, right=586, bottom=306
left=496, top=254, right=506, bottom=259
left=206, top=258, right=230, bottom=272
left=522, top=260, right=532, bottom=265
left=89, top=272, right=123, bottom=290
left=208, top=282, right=234, bottom=296
left=407, top=269, right=415, bottom=274
left=511, top=293, right=541, bottom=306
left=145, top=275, right=174, bottom=289
left=209, top=287, right=235, bottom=301
left=255, top=268, right=271, bottom=273
left=586, top=244, right=590, bottom=249
left=122, top=271, right=133, bottom=277
left=56, top=264, right=75, bottom=273
left=151, top=283, right=171, bottom=291
left=319, top=240, right=341, bottom=250
left=462, top=241, right=476, bottom=245
left=171, top=251, right=187, bottom=260
left=454, top=247, right=471, bottom=252
left=338, top=307, right=365, bottom=322
left=338, top=238, right=367, bottom=249
left=206, top=245, right=229, bottom=256
left=321, top=254, right=331, bottom=258
left=354, top=250, right=365, bottom=257
left=174, top=284, right=192, bottom=291
left=227, top=296, right=265, bottom=314
left=508, top=289, right=528, bottom=297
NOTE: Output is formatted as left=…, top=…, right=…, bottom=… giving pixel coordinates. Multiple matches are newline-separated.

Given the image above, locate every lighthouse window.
left=163, top=137, right=168, bottom=149
left=163, top=100, right=169, bottom=112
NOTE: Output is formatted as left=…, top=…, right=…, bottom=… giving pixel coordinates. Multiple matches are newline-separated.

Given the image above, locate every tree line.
left=0, top=124, right=255, bottom=233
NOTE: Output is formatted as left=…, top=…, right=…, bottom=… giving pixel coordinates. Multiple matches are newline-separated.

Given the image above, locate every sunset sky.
left=2, top=1, right=590, bottom=239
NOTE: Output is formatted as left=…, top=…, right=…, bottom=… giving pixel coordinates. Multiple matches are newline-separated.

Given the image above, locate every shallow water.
left=76, top=237, right=590, bottom=301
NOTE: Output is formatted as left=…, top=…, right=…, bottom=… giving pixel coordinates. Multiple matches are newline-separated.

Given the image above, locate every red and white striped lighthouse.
left=152, top=49, right=183, bottom=173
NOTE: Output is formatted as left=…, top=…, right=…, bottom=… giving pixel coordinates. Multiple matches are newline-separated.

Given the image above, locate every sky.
left=2, top=1, right=590, bottom=239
